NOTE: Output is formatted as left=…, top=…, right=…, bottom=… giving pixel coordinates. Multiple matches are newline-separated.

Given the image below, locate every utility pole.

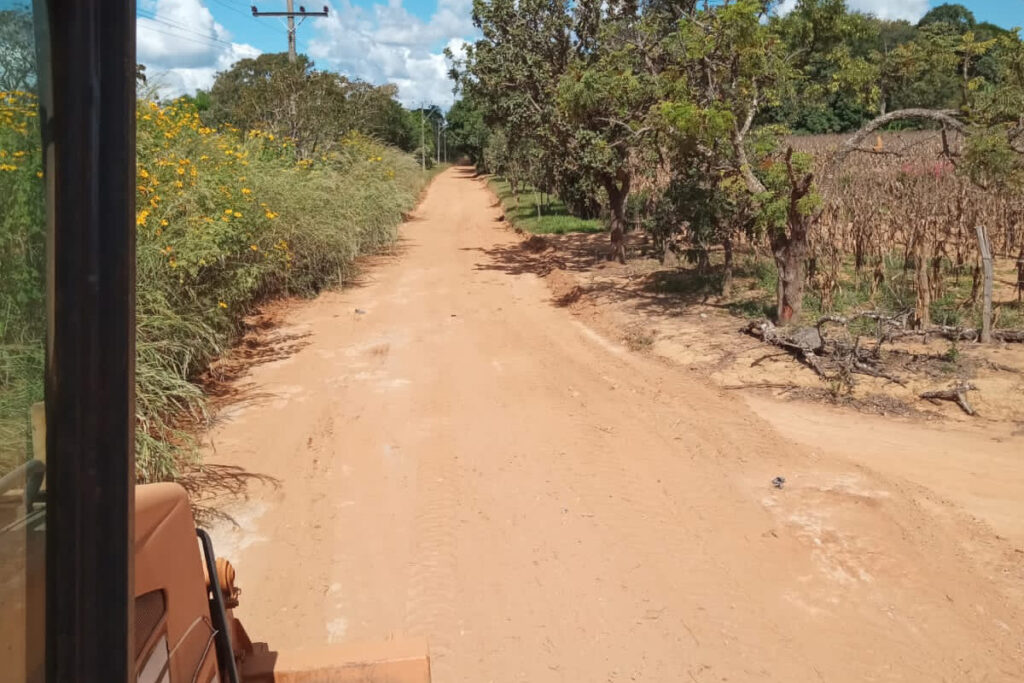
left=252, top=3, right=329, bottom=63
left=420, top=106, right=426, bottom=171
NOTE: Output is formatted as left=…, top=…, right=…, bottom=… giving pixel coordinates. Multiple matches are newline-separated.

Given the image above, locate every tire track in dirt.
left=204, top=167, right=1024, bottom=682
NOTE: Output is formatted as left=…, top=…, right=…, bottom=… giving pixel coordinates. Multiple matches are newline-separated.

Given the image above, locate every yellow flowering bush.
left=4, top=93, right=431, bottom=481
left=0, top=91, right=45, bottom=476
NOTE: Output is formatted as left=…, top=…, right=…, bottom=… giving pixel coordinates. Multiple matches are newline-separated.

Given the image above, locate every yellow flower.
left=241, top=188, right=252, bottom=195
left=169, top=259, right=177, bottom=269
left=264, top=210, right=278, bottom=220
left=135, top=209, right=150, bottom=226
left=0, top=163, right=17, bottom=171
left=160, top=219, right=168, bottom=226
left=36, top=171, right=43, bottom=179
left=176, top=167, right=185, bottom=175
left=174, top=180, right=183, bottom=189
left=13, top=151, right=26, bottom=158
left=250, top=244, right=259, bottom=251
left=218, top=301, right=227, bottom=309
left=233, top=211, right=242, bottom=218
left=267, top=133, right=275, bottom=141
left=200, top=155, right=210, bottom=161
left=224, top=209, right=233, bottom=215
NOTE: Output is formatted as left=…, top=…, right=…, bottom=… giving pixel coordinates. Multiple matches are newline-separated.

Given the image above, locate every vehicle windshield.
left=0, top=3, right=46, bottom=681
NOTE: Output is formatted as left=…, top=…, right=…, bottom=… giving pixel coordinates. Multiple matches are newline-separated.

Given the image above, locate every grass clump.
left=488, top=177, right=604, bottom=235
left=2, top=94, right=433, bottom=482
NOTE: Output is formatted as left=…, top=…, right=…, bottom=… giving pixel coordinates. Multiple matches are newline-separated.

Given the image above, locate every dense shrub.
left=1, top=93, right=430, bottom=481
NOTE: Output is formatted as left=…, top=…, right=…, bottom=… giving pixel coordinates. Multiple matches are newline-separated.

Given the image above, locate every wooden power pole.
left=251, top=3, right=329, bottom=63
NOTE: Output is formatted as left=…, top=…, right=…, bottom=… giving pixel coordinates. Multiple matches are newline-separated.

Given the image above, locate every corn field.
left=791, top=132, right=1024, bottom=328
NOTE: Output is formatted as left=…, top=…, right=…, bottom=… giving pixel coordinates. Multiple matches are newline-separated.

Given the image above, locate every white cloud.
left=775, top=0, right=929, bottom=22
left=137, top=0, right=261, bottom=98
left=307, top=1, right=478, bottom=108
left=847, top=0, right=929, bottom=22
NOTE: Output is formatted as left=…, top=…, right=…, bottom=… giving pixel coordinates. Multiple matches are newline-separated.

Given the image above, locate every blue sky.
left=128, top=0, right=1024, bottom=107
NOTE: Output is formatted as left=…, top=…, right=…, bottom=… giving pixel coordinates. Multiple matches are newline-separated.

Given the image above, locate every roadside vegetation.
left=488, top=177, right=603, bottom=235
left=1, top=5, right=441, bottom=481
left=446, top=0, right=1024, bottom=409
left=447, top=0, right=1024, bottom=327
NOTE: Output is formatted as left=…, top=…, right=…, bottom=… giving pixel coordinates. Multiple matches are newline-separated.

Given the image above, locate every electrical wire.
left=136, top=9, right=236, bottom=48
left=138, top=22, right=234, bottom=51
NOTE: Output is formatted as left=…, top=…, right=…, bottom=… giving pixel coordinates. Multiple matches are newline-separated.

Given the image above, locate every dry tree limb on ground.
left=743, top=319, right=905, bottom=387
left=920, top=381, right=978, bottom=416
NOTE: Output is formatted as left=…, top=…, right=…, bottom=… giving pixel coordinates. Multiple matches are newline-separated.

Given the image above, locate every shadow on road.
left=179, top=463, right=281, bottom=527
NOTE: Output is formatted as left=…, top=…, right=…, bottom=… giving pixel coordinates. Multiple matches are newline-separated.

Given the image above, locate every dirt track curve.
left=206, top=167, right=1024, bottom=682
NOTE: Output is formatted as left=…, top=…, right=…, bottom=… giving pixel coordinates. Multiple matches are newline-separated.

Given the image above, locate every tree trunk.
left=1016, top=247, right=1024, bottom=302
left=773, top=236, right=807, bottom=324
left=722, top=235, right=734, bottom=298
left=772, top=149, right=815, bottom=325
left=605, top=175, right=630, bottom=264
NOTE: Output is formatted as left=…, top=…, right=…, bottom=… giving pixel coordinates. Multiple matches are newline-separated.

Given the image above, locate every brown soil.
left=203, top=167, right=1024, bottom=682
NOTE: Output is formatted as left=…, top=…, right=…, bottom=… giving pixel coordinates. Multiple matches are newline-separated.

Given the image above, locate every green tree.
left=446, top=97, right=490, bottom=165
left=207, top=53, right=423, bottom=157
left=0, top=5, right=35, bottom=92
left=556, top=1, right=662, bottom=261
left=918, top=3, right=976, bottom=32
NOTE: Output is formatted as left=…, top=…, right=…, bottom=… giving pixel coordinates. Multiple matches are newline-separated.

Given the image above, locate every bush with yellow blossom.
left=3, top=93, right=431, bottom=481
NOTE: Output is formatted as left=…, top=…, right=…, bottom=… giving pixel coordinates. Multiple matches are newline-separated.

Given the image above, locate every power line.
left=207, top=0, right=287, bottom=36
left=136, top=10, right=236, bottom=48
left=138, top=23, right=236, bottom=51
left=251, top=1, right=329, bottom=62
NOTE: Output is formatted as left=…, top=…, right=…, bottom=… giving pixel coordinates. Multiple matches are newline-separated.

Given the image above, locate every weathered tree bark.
left=605, top=172, right=631, bottom=264
left=921, top=381, right=977, bottom=416
left=772, top=232, right=808, bottom=324
left=771, top=149, right=815, bottom=325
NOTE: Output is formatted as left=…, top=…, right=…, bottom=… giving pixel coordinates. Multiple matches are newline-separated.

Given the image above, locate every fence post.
left=975, top=225, right=993, bottom=343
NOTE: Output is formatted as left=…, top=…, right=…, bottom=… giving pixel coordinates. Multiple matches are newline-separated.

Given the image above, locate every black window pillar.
left=41, top=1, right=137, bottom=682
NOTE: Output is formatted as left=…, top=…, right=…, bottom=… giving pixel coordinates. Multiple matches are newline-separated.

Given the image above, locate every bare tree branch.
left=825, top=109, right=968, bottom=175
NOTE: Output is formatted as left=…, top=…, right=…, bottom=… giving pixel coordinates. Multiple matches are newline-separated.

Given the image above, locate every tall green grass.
left=0, top=90, right=44, bottom=478
left=1, top=95, right=433, bottom=481
left=488, top=177, right=604, bottom=234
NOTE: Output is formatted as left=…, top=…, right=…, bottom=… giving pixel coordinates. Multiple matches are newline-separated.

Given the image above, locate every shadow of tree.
left=470, top=231, right=763, bottom=318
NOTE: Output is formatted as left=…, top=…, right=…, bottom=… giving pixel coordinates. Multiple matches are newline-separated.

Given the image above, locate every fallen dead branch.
left=743, top=319, right=905, bottom=388
left=920, top=381, right=978, bottom=416
left=722, top=382, right=801, bottom=391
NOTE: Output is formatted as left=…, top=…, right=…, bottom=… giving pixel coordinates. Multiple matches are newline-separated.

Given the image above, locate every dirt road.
left=205, top=167, right=1024, bottom=682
